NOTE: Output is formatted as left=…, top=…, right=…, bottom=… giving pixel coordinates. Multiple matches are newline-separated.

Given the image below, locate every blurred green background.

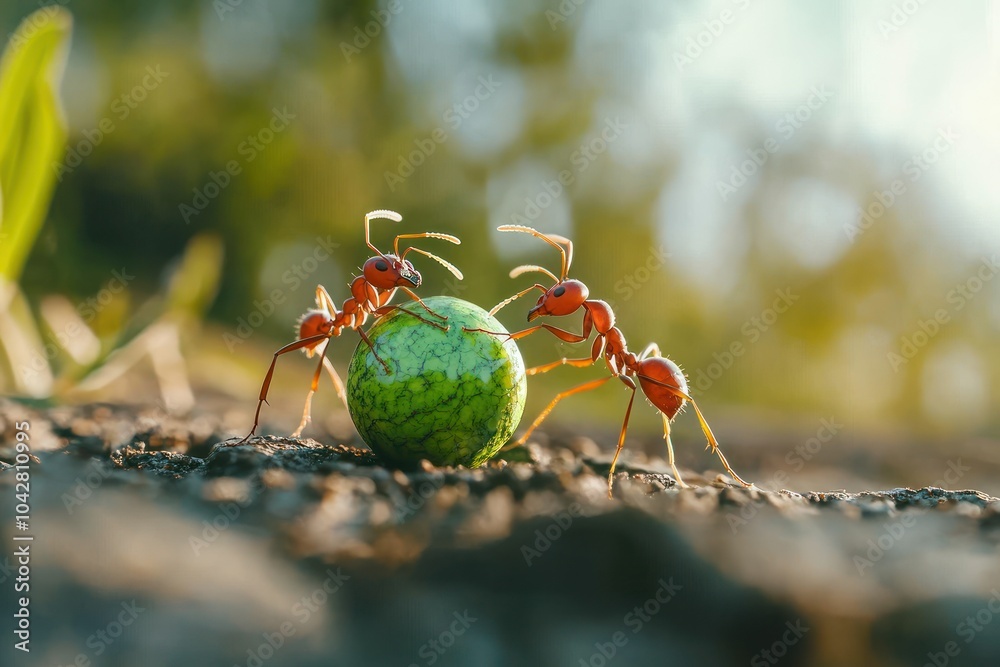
left=1, top=0, right=998, bottom=490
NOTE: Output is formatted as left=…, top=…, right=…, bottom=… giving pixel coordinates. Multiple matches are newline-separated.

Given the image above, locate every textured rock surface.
left=2, top=400, right=1000, bottom=667
left=347, top=296, right=526, bottom=467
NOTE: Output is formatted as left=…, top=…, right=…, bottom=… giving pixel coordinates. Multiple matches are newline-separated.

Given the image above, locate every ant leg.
left=526, top=356, right=595, bottom=376
left=633, top=343, right=691, bottom=486
left=372, top=286, right=396, bottom=308
left=238, top=333, right=330, bottom=443
left=661, top=413, right=689, bottom=488
left=372, top=303, right=448, bottom=331
left=356, top=327, right=392, bottom=374
left=463, top=323, right=588, bottom=344
left=517, top=324, right=588, bottom=343
left=316, top=285, right=339, bottom=314
left=678, top=395, right=752, bottom=487
left=608, top=375, right=638, bottom=498
left=462, top=327, right=511, bottom=338
left=399, top=286, right=449, bottom=320
left=635, top=372, right=753, bottom=487
left=638, top=343, right=662, bottom=360
left=508, top=375, right=614, bottom=450
left=526, top=329, right=602, bottom=375
left=292, top=341, right=331, bottom=438
left=322, top=356, right=349, bottom=409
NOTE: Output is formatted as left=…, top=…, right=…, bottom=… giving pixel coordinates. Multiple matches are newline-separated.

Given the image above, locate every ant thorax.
left=584, top=299, right=616, bottom=333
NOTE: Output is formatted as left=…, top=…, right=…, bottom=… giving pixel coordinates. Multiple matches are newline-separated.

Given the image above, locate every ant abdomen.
left=298, top=310, right=330, bottom=339
left=636, top=357, right=687, bottom=419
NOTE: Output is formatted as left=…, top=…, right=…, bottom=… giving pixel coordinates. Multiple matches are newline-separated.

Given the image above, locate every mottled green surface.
left=347, top=297, right=526, bottom=468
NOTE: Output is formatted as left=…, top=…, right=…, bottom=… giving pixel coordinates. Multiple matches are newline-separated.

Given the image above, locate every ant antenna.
left=497, top=224, right=573, bottom=281
left=395, top=232, right=463, bottom=280
left=509, top=264, right=558, bottom=283
left=364, top=209, right=403, bottom=259
left=402, top=246, right=464, bottom=280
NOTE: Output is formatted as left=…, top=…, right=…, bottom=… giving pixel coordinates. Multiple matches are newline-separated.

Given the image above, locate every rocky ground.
left=2, top=400, right=1000, bottom=666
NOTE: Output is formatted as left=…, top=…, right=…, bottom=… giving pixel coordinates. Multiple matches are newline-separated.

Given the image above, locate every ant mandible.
left=465, top=224, right=753, bottom=497
left=240, top=209, right=463, bottom=442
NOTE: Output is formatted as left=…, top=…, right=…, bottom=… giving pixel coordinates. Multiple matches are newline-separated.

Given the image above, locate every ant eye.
left=375, top=260, right=388, bottom=272
left=553, top=285, right=566, bottom=297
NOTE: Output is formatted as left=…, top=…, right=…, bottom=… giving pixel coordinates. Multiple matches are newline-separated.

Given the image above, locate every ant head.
left=528, top=279, right=589, bottom=321
left=298, top=309, right=334, bottom=340
left=363, top=254, right=421, bottom=290
left=492, top=224, right=587, bottom=322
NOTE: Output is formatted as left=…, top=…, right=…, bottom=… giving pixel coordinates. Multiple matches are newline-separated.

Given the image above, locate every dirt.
left=2, top=399, right=999, bottom=667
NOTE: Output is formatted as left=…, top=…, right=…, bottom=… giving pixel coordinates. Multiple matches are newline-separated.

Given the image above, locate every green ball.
left=347, top=296, right=526, bottom=468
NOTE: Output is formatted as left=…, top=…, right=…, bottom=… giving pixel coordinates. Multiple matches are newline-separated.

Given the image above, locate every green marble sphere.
left=347, top=296, right=526, bottom=468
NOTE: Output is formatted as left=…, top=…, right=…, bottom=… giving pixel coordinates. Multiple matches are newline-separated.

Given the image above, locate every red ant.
left=240, top=209, right=463, bottom=442
left=465, top=224, right=753, bottom=497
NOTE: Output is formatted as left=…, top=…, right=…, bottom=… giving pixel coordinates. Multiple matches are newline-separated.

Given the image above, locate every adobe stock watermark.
left=55, top=600, right=146, bottom=667
left=726, top=418, right=843, bottom=534
left=521, top=503, right=582, bottom=566
left=179, top=106, right=296, bottom=224
left=546, top=0, right=588, bottom=30
left=578, top=578, right=682, bottom=667
left=673, top=0, right=754, bottom=71
left=61, top=460, right=116, bottom=514
left=384, top=75, right=502, bottom=191
left=750, top=619, right=809, bottom=666
left=691, top=288, right=799, bottom=393
left=189, top=479, right=264, bottom=556
left=406, top=611, right=477, bottom=667
left=923, top=589, right=1000, bottom=667
left=438, top=273, right=468, bottom=301
left=886, top=255, right=998, bottom=371
left=234, top=568, right=350, bottom=667
left=929, top=459, right=973, bottom=490
left=222, top=236, right=340, bottom=352
left=20, top=268, right=135, bottom=384
left=716, top=85, right=833, bottom=201
left=395, top=473, right=446, bottom=521
left=5, top=0, right=71, bottom=53
left=878, top=0, right=930, bottom=39
left=606, top=245, right=671, bottom=308
left=340, top=0, right=407, bottom=62
left=432, top=250, right=471, bottom=302
left=509, top=116, right=628, bottom=225
left=53, top=65, right=170, bottom=182
left=0, top=556, right=14, bottom=587
left=853, top=460, right=969, bottom=576
left=853, top=514, right=918, bottom=576
left=844, top=127, right=959, bottom=242
left=783, top=417, right=842, bottom=475
left=213, top=0, right=244, bottom=20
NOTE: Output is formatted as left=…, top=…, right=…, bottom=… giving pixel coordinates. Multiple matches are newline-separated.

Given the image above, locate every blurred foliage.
left=0, top=0, right=996, bottom=442
left=0, top=7, right=222, bottom=408
left=0, top=6, right=72, bottom=397
left=0, top=6, right=70, bottom=282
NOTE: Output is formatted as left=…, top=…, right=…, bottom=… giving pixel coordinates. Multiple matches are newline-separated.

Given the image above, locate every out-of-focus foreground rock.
left=2, top=401, right=999, bottom=667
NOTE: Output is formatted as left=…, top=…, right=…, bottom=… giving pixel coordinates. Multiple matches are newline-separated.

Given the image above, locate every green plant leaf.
left=165, top=233, right=225, bottom=318
left=0, top=6, right=72, bottom=282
